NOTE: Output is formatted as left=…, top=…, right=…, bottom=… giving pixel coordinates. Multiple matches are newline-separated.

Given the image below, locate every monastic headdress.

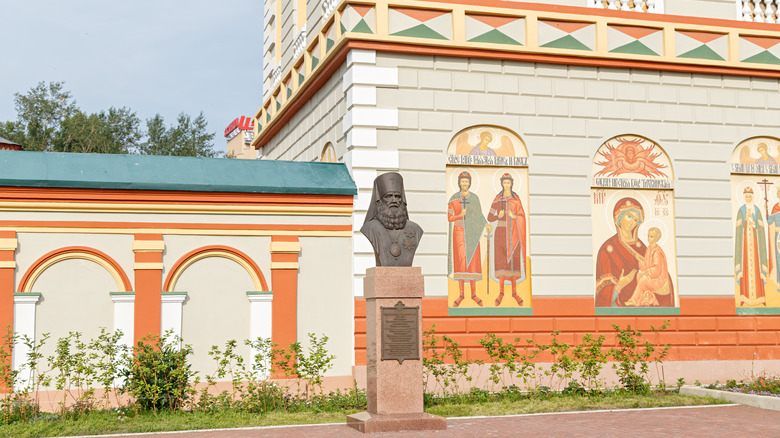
left=362, top=172, right=407, bottom=229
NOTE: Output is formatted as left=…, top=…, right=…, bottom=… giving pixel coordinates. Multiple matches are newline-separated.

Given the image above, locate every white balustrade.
left=322, top=0, right=338, bottom=19
left=292, top=25, right=307, bottom=61
left=740, top=0, right=779, bottom=22
left=588, top=0, right=662, bottom=13
left=271, top=65, right=282, bottom=87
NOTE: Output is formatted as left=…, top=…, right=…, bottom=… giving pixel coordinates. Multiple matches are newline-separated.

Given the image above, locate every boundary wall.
left=0, top=152, right=357, bottom=384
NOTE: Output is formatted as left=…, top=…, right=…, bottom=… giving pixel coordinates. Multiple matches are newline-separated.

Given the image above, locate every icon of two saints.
left=447, top=171, right=527, bottom=308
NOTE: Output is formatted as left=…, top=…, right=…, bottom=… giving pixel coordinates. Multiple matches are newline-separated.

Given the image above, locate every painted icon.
left=446, top=126, right=531, bottom=315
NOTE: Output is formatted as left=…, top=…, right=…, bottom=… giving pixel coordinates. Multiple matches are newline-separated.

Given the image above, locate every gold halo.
left=735, top=180, right=760, bottom=204
left=638, top=218, right=669, bottom=247
left=450, top=167, right=480, bottom=194
left=491, top=167, right=522, bottom=194
left=603, top=190, right=650, bottom=233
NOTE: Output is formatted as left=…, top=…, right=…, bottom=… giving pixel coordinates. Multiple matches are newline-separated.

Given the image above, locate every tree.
left=11, top=81, right=76, bottom=151
left=0, top=121, right=26, bottom=145
left=54, top=107, right=142, bottom=154
left=1, top=82, right=219, bottom=157
left=139, top=112, right=218, bottom=157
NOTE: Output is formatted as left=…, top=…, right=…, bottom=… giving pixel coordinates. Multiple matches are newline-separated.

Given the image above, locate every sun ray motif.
left=594, top=137, right=668, bottom=179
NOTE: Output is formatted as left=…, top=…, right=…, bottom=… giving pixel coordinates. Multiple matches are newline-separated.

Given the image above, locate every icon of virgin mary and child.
left=595, top=197, right=675, bottom=308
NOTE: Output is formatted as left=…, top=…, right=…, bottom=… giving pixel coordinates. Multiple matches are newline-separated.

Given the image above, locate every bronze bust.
left=361, top=172, right=423, bottom=267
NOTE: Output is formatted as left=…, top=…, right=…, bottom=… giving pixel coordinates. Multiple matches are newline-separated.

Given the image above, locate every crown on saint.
left=744, top=187, right=754, bottom=194
left=500, top=173, right=513, bottom=181
left=458, top=171, right=471, bottom=180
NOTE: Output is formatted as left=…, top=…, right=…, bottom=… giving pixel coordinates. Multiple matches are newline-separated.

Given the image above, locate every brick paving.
left=87, top=405, right=780, bottom=438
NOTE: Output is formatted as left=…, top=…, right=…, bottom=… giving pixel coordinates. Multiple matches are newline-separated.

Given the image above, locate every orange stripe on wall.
left=349, top=40, right=780, bottom=79
left=0, top=187, right=353, bottom=207
left=0, top=220, right=351, bottom=232
left=353, top=297, right=780, bottom=365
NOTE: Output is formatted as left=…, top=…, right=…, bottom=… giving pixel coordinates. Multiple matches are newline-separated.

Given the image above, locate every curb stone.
left=680, top=386, right=780, bottom=411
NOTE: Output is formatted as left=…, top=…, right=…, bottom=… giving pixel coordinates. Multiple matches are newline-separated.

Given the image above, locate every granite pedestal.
left=346, top=267, right=446, bottom=433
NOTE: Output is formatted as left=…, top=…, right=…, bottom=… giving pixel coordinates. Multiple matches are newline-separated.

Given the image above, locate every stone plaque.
left=381, top=301, right=419, bottom=364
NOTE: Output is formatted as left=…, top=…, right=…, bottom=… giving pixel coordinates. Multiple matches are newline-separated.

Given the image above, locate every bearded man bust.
left=361, top=172, right=424, bottom=267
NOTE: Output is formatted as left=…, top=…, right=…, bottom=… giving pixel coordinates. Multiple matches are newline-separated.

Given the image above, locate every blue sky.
left=0, top=1, right=263, bottom=153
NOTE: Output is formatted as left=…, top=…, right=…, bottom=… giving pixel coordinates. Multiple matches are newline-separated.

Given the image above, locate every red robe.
left=487, top=194, right=526, bottom=283
left=596, top=234, right=674, bottom=308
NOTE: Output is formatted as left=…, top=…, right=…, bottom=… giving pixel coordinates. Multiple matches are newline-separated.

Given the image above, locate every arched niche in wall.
left=729, top=136, right=780, bottom=314
left=444, top=125, right=531, bottom=316
left=320, top=143, right=337, bottom=163
left=163, top=245, right=269, bottom=375
left=590, top=134, right=679, bottom=315
left=15, top=247, right=131, bottom=384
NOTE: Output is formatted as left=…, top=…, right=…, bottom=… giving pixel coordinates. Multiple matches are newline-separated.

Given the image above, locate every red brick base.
left=354, top=297, right=780, bottom=365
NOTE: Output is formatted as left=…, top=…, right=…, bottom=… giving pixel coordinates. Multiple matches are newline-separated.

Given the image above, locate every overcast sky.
left=0, top=1, right=263, bottom=153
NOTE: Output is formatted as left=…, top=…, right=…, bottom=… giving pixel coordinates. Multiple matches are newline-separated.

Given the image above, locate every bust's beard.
left=376, top=201, right=408, bottom=230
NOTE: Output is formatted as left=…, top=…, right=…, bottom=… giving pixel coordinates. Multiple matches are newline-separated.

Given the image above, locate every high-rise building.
left=224, top=116, right=257, bottom=159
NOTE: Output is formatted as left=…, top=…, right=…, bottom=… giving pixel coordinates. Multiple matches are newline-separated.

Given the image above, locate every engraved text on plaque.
left=380, top=301, right=419, bottom=364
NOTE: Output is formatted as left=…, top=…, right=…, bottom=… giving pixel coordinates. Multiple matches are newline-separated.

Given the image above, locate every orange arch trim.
left=163, top=245, right=269, bottom=292
left=19, top=246, right=132, bottom=293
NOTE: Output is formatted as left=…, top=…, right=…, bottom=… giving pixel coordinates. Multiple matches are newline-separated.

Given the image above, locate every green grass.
left=0, top=409, right=363, bottom=438
left=0, top=393, right=729, bottom=438
left=425, top=392, right=729, bottom=418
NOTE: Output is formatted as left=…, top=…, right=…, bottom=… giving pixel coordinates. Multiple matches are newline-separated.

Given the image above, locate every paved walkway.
left=84, top=405, right=780, bottom=438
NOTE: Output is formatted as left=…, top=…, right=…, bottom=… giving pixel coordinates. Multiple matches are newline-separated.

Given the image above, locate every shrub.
left=272, top=333, right=336, bottom=398
left=122, top=332, right=196, bottom=412
left=608, top=322, right=670, bottom=394
left=479, top=333, right=519, bottom=389
left=423, top=325, right=477, bottom=396
left=572, top=333, right=608, bottom=390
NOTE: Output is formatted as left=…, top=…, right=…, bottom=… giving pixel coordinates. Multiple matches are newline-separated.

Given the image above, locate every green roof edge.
left=0, top=151, right=357, bottom=196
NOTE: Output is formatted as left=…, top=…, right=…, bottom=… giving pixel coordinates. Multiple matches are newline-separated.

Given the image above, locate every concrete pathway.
left=80, top=405, right=780, bottom=437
